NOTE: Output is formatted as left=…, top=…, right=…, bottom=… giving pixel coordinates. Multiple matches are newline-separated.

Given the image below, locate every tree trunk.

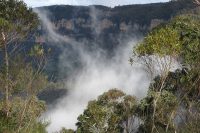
left=2, top=31, right=9, bottom=117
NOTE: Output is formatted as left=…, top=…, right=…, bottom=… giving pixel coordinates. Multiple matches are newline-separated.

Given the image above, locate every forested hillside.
left=35, top=0, right=197, bottom=80
left=38, top=0, right=196, bottom=35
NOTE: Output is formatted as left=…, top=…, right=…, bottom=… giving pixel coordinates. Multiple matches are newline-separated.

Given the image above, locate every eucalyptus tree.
left=76, top=89, right=137, bottom=133
left=133, top=9, right=200, bottom=132
left=0, top=0, right=39, bottom=116
left=0, top=0, right=49, bottom=132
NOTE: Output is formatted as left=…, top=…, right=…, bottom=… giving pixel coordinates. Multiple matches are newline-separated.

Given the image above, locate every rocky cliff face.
left=36, top=1, right=195, bottom=44
left=35, top=1, right=196, bottom=104
left=33, top=0, right=197, bottom=79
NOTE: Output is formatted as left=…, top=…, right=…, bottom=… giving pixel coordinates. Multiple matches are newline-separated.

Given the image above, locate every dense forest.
left=0, top=0, right=200, bottom=133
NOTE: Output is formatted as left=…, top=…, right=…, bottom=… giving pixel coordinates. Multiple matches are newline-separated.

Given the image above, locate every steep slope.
left=36, top=0, right=196, bottom=42
left=35, top=1, right=197, bottom=104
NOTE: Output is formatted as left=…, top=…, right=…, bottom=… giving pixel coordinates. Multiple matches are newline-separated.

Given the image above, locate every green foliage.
left=0, top=1, right=49, bottom=132
left=0, top=55, right=49, bottom=132
left=0, top=56, right=48, bottom=94
left=0, top=18, right=11, bottom=30
left=178, top=101, right=200, bottom=133
left=132, top=8, right=200, bottom=133
left=137, top=90, right=178, bottom=132
left=0, top=97, right=47, bottom=133
left=135, top=13, right=200, bottom=69
left=136, top=26, right=181, bottom=57
left=170, top=14, right=200, bottom=69
left=76, top=89, right=137, bottom=133
left=0, top=0, right=38, bottom=36
left=29, top=45, right=45, bottom=57
left=60, top=128, right=75, bottom=133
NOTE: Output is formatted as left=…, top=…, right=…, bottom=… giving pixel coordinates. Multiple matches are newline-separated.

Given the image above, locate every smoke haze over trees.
left=1, top=0, right=200, bottom=133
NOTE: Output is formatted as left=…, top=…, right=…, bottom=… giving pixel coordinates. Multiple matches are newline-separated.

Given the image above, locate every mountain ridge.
left=35, top=0, right=197, bottom=104
left=35, top=0, right=196, bottom=46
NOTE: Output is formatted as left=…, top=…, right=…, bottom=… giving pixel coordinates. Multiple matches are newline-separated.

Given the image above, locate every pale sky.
left=24, top=0, right=170, bottom=7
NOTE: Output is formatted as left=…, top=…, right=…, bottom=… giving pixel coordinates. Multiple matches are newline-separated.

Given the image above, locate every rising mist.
left=35, top=7, right=151, bottom=132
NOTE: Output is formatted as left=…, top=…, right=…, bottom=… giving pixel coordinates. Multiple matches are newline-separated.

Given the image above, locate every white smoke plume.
left=35, top=7, right=151, bottom=133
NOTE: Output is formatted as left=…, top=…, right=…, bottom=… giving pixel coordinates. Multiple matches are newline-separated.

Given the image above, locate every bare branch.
left=194, top=0, right=200, bottom=5
left=1, top=32, right=6, bottom=41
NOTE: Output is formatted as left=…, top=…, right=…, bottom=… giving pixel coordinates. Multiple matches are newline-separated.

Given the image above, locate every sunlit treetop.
left=0, top=0, right=38, bottom=41
left=134, top=11, right=200, bottom=69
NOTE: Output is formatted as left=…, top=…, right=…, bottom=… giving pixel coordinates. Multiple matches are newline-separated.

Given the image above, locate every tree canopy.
left=132, top=6, right=200, bottom=132
left=76, top=89, right=137, bottom=133
left=0, top=0, right=49, bottom=132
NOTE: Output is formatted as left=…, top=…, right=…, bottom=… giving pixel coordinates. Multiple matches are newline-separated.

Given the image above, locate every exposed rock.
left=100, top=19, right=114, bottom=30
left=150, top=19, right=164, bottom=30
left=120, top=22, right=129, bottom=32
